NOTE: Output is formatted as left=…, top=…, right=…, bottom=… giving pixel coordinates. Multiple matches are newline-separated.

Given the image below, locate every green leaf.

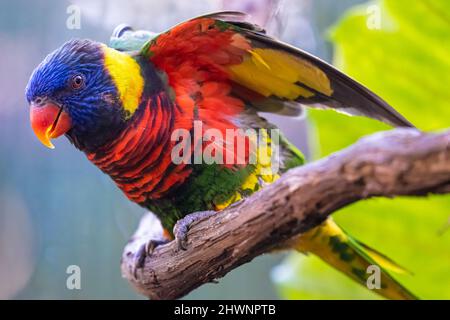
left=275, top=0, right=450, bottom=299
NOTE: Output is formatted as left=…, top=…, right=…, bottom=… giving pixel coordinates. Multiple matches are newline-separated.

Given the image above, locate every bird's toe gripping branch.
left=126, top=210, right=217, bottom=279
left=174, top=210, right=217, bottom=250
left=121, top=213, right=169, bottom=280
left=133, top=239, right=169, bottom=276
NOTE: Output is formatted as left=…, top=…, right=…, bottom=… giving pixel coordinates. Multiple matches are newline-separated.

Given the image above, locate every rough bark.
left=120, top=128, right=450, bottom=300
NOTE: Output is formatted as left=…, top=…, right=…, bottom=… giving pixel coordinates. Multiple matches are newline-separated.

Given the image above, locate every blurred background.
left=0, top=0, right=449, bottom=299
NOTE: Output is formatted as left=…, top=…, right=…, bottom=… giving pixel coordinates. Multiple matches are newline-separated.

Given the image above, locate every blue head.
left=26, top=39, right=129, bottom=152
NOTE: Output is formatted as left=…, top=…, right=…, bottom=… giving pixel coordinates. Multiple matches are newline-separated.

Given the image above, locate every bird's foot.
left=131, top=238, right=169, bottom=280
left=131, top=238, right=169, bottom=279
left=123, top=212, right=172, bottom=280
left=173, top=210, right=216, bottom=250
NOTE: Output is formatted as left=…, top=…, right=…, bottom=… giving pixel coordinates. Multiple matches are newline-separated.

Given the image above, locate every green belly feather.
left=145, top=130, right=305, bottom=231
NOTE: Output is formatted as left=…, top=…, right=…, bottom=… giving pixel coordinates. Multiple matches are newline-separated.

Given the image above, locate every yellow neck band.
left=102, top=45, right=144, bottom=117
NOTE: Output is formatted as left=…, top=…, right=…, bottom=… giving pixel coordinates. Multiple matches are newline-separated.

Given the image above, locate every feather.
left=140, top=11, right=414, bottom=128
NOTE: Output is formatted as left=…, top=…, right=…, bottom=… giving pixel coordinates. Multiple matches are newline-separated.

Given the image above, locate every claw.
left=173, top=210, right=216, bottom=251
left=132, top=243, right=146, bottom=279
left=131, top=239, right=169, bottom=279
left=175, top=229, right=189, bottom=251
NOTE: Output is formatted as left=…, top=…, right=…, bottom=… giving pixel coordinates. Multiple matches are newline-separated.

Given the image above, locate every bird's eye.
left=34, top=97, right=44, bottom=105
left=70, top=74, right=85, bottom=90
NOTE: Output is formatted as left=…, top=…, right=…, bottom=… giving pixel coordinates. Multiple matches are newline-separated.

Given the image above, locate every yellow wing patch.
left=227, top=48, right=333, bottom=100
left=102, top=46, right=144, bottom=117
left=215, top=129, right=279, bottom=210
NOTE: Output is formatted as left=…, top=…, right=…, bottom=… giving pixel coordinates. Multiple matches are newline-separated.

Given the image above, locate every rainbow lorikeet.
left=26, top=12, right=417, bottom=299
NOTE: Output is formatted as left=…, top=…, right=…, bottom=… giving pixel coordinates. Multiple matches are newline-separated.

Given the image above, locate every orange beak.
left=30, top=102, right=72, bottom=149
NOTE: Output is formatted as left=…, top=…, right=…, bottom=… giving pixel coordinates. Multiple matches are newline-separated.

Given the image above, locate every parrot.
left=26, top=11, right=417, bottom=300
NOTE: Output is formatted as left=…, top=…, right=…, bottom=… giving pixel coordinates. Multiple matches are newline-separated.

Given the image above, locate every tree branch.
left=120, top=128, right=450, bottom=300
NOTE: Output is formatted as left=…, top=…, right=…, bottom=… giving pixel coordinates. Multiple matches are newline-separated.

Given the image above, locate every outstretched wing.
left=140, top=11, right=414, bottom=127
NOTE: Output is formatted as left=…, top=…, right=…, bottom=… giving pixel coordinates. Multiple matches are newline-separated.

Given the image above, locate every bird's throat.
left=86, top=92, right=192, bottom=204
